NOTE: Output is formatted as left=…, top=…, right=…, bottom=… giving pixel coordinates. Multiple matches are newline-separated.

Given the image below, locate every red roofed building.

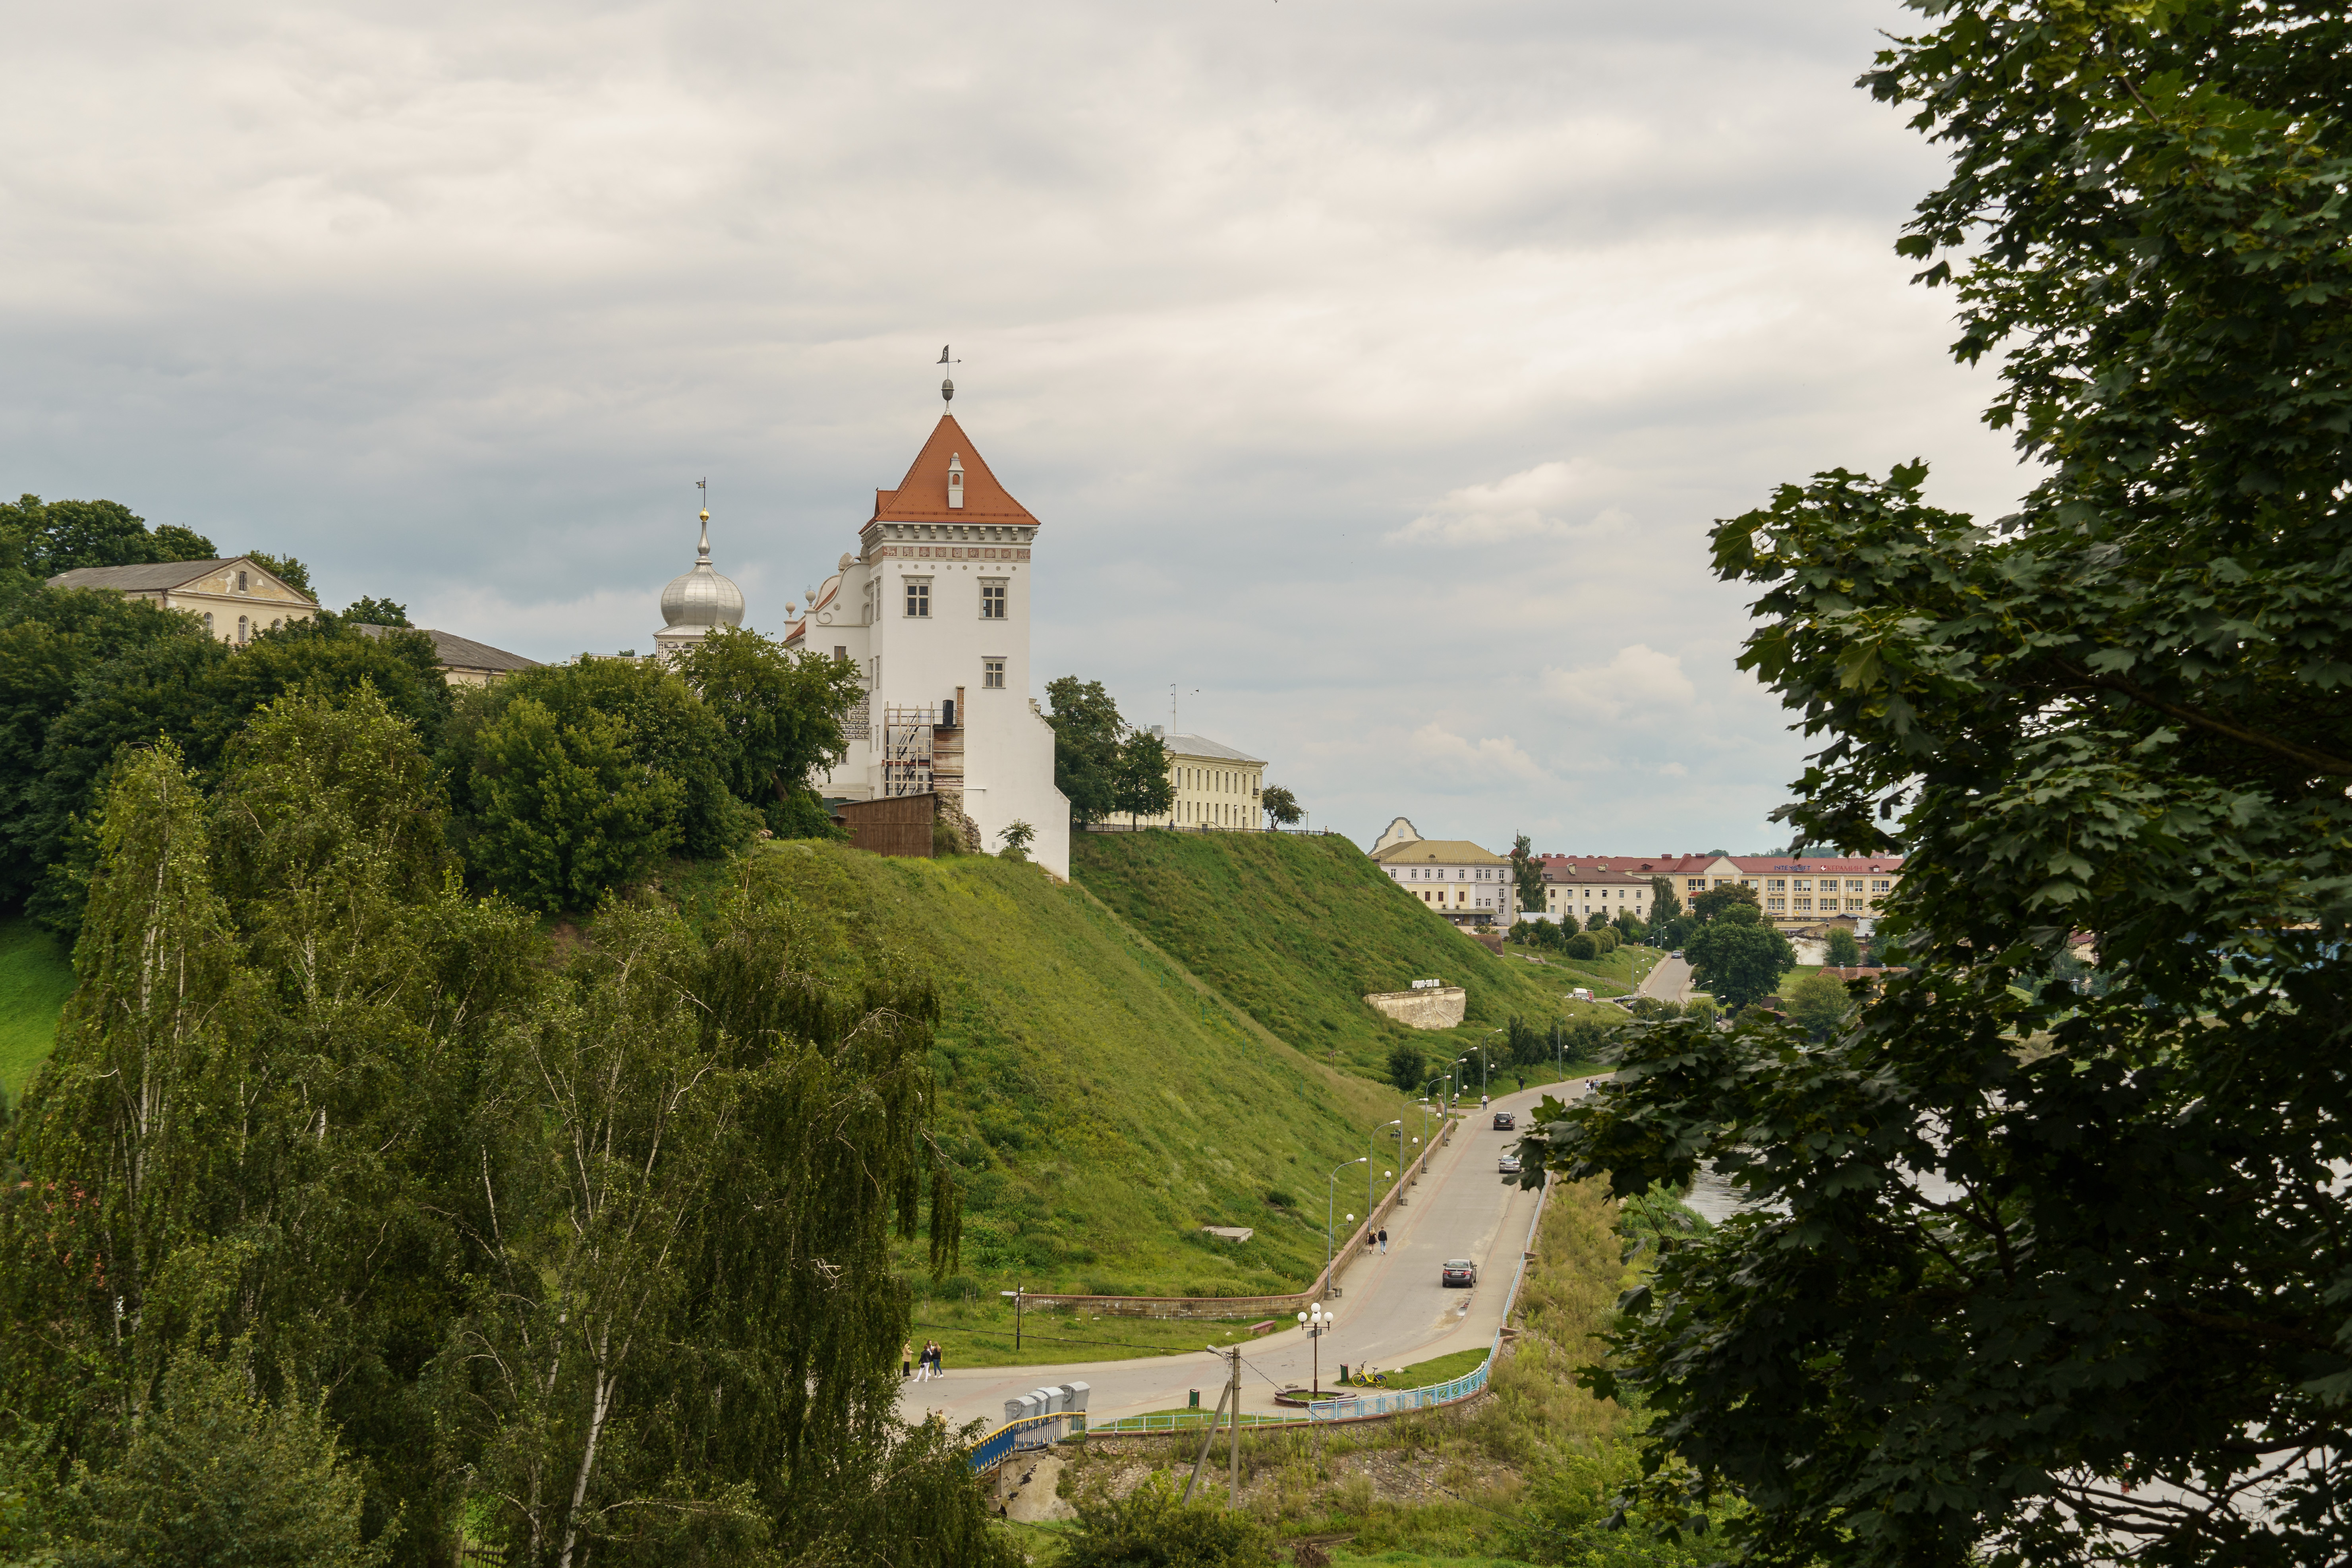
left=1533, top=852, right=1904, bottom=930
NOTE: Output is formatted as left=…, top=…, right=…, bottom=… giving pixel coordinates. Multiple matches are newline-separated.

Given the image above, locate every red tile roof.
left=872, top=415, right=1039, bottom=527
left=1535, top=853, right=1906, bottom=875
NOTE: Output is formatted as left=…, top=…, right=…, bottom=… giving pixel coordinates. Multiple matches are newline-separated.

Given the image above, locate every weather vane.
left=938, top=344, right=961, bottom=409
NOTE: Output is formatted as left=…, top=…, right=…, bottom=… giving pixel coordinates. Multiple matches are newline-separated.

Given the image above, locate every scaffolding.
left=880, top=706, right=936, bottom=798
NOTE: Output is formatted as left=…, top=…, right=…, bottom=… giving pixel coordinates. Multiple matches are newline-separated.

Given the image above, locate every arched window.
left=237, top=615, right=249, bottom=643
left=202, top=612, right=213, bottom=634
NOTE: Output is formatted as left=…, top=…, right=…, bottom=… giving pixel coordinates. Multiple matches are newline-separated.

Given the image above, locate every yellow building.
left=48, top=557, right=316, bottom=642
left=1369, top=831, right=1514, bottom=928
left=1108, top=728, right=1267, bottom=830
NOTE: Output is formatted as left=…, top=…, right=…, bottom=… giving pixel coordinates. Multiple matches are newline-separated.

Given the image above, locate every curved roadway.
left=899, top=1077, right=1598, bottom=1427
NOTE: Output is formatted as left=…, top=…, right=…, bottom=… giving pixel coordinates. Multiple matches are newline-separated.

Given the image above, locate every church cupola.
left=946, top=454, right=965, bottom=509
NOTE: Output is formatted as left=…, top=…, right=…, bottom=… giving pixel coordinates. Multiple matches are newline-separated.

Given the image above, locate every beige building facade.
left=48, top=557, right=317, bottom=643
left=1369, top=829, right=1514, bottom=928
left=1107, top=728, right=1266, bottom=830
left=1532, top=851, right=1904, bottom=931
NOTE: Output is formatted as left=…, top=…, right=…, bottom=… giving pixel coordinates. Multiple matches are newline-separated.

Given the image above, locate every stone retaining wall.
left=1362, top=986, right=1465, bottom=1030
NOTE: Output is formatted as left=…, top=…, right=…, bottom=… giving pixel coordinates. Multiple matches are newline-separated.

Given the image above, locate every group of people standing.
left=902, top=1340, right=944, bottom=1381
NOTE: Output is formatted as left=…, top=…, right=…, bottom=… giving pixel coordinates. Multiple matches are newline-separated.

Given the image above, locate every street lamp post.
left=1368, top=1120, right=1400, bottom=1218
left=1295, top=1303, right=1334, bottom=1396
left=1324, top=1158, right=1366, bottom=1292
left=1482, top=1030, right=1502, bottom=1102
left=998, top=1286, right=1025, bottom=1351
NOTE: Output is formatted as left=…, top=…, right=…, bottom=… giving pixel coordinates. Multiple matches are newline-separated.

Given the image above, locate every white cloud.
left=1392, top=461, right=1622, bottom=545
left=0, top=0, right=2032, bottom=853
left=1540, top=645, right=1698, bottom=721
left=1407, top=723, right=1544, bottom=783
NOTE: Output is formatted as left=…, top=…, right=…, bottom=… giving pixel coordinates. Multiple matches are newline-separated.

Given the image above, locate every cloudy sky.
left=3, top=0, right=2028, bottom=852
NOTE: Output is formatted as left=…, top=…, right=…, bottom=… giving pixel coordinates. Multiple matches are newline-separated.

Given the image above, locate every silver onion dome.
left=659, top=509, right=746, bottom=634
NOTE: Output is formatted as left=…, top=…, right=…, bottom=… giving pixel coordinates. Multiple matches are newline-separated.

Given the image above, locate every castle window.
left=983, top=657, right=1005, bottom=689
left=904, top=579, right=931, bottom=617
left=980, top=580, right=1007, bottom=619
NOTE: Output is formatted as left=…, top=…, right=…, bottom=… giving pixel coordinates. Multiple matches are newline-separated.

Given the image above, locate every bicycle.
left=1343, top=1367, right=1390, bottom=1388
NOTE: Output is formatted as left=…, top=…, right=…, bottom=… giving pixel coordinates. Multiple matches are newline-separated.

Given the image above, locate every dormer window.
left=947, top=454, right=965, bottom=509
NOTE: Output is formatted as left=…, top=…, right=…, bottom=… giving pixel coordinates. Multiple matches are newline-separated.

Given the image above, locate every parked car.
left=1497, top=1154, right=1521, bottom=1176
left=1492, top=1110, right=1515, bottom=1130
left=1441, top=1259, right=1478, bottom=1288
left=1569, top=987, right=1593, bottom=1002
left=1671, top=949, right=1685, bottom=959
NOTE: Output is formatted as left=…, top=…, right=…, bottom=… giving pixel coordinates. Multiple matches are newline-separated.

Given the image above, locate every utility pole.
left=1182, top=1344, right=1244, bottom=1506
left=998, top=1286, right=1025, bottom=1350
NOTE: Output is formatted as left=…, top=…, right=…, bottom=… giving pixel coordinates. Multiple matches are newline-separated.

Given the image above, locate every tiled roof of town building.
left=1540, top=867, right=1653, bottom=883
left=354, top=623, right=540, bottom=675
left=872, top=415, right=1040, bottom=527
left=1371, top=838, right=1509, bottom=866
left=1156, top=731, right=1264, bottom=764
left=48, top=557, right=317, bottom=601
left=1730, top=855, right=1905, bottom=873
left=1536, top=853, right=1906, bottom=874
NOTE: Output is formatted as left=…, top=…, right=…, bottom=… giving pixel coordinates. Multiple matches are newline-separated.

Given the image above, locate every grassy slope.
left=1071, top=832, right=1623, bottom=1085
left=676, top=842, right=1413, bottom=1298
left=0, top=918, right=74, bottom=1101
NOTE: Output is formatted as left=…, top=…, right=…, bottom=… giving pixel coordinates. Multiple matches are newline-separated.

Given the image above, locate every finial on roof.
left=937, top=343, right=961, bottom=408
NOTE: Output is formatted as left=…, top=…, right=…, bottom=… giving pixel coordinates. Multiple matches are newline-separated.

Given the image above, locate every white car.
left=1497, top=1153, right=1521, bottom=1176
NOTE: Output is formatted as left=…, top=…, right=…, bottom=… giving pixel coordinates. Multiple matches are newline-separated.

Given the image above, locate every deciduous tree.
left=1527, top=5, right=2352, bottom=1563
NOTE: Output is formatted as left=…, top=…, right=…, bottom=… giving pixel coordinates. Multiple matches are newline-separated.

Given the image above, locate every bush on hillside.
left=1386, top=1038, right=1424, bottom=1092
left=1824, top=926, right=1862, bottom=967
left=1063, top=1475, right=1277, bottom=1568
left=1563, top=932, right=1599, bottom=960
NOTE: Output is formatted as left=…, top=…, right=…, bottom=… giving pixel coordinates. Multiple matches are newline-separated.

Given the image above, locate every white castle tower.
left=784, top=404, right=1069, bottom=877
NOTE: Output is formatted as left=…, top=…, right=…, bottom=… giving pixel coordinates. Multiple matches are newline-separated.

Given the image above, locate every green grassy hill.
left=0, top=918, right=74, bottom=1103
left=672, top=841, right=1416, bottom=1299
left=1071, top=831, right=1625, bottom=1085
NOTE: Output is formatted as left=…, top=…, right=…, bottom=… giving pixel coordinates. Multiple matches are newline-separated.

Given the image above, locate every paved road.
left=897, top=1078, right=1594, bottom=1428
left=1638, top=954, right=1692, bottom=1003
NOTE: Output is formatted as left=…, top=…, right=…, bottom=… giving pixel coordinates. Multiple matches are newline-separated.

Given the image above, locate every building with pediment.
left=47, top=557, right=316, bottom=643
left=783, top=412, right=1069, bottom=878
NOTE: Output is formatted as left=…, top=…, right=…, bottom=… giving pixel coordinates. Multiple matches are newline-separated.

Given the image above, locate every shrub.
left=1063, top=1474, right=1277, bottom=1568
left=1563, top=932, right=1599, bottom=960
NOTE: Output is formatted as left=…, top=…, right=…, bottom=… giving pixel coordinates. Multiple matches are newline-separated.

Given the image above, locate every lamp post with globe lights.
left=1324, top=1158, right=1366, bottom=1291
left=1368, top=1119, right=1401, bottom=1218
left=1296, top=1303, right=1335, bottom=1397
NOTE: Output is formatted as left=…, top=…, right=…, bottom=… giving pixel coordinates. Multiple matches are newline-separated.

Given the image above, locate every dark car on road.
left=1441, top=1259, right=1478, bottom=1288
left=1491, top=1110, right=1515, bottom=1130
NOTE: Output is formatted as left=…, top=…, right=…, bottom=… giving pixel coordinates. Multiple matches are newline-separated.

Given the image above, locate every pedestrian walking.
left=930, top=1342, right=945, bottom=1376
left=1377, top=1228, right=1388, bottom=1255
left=901, top=1341, right=912, bottom=1380
left=915, top=1342, right=934, bottom=1382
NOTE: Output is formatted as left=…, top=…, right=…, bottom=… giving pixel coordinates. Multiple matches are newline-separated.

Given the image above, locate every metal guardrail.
left=968, top=1410, right=1080, bottom=1474
left=973, top=1181, right=1553, bottom=1460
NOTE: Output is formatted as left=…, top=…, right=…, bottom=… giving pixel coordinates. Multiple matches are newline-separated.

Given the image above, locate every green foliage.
left=1681, top=902, right=1793, bottom=1013
left=1509, top=833, right=1542, bottom=914
left=0, top=708, right=1007, bottom=1566
left=1821, top=926, right=1861, bottom=967
left=341, top=595, right=409, bottom=626
left=1258, top=785, right=1301, bottom=828
left=1687, top=882, right=1758, bottom=924
left=460, top=696, right=686, bottom=910
left=674, top=626, right=862, bottom=828
left=1563, top=931, right=1598, bottom=961
left=441, top=658, right=759, bottom=910
left=1063, top=1475, right=1276, bottom=1568
left=997, top=818, right=1036, bottom=858
left=1042, top=678, right=1174, bottom=824
left=59, top=1350, right=387, bottom=1568
left=1386, top=1038, right=1424, bottom=1093
left=1535, top=5, right=2352, bottom=1564
left=1780, top=969, right=1853, bottom=1041
left=0, top=603, right=451, bottom=940
left=1504, top=1014, right=1545, bottom=1067
left=0, top=495, right=218, bottom=579
left=242, top=551, right=313, bottom=595
left=1115, top=728, right=1176, bottom=819
left=1646, top=877, right=1681, bottom=926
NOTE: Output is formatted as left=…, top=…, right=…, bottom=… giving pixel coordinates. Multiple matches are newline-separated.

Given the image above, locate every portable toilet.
left=1060, top=1380, right=1090, bottom=1414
